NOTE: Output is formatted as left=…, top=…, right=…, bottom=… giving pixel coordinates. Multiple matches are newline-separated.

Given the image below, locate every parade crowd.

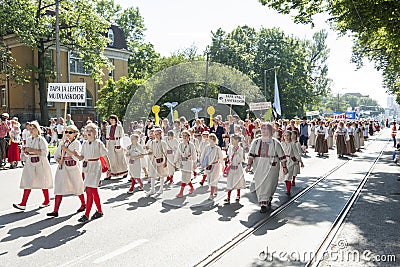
left=7, top=112, right=385, bottom=221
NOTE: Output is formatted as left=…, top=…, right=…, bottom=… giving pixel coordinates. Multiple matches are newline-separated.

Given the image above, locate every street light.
left=263, top=66, right=280, bottom=99
left=204, top=46, right=210, bottom=113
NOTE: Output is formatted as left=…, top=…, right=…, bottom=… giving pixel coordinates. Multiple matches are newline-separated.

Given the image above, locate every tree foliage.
left=0, top=0, right=113, bottom=124
left=209, top=26, right=331, bottom=118
left=259, top=0, right=400, bottom=101
left=97, top=76, right=144, bottom=120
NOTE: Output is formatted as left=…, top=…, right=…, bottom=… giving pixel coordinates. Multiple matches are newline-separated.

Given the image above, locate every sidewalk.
left=320, top=138, right=400, bottom=266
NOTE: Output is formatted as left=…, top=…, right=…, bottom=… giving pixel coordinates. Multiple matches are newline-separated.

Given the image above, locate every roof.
left=106, top=25, right=128, bottom=50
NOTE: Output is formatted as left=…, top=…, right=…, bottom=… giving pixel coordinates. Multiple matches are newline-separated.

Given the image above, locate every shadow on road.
left=1, top=214, right=73, bottom=242
left=0, top=209, right=40, bottom=229
left=17, top=223, right=86, bottom=257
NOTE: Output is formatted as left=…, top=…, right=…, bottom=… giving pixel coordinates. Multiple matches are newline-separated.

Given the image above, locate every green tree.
left=96, top=76, right=144, bottom=120
left=208, top=26, right=331, bottom=118
left=259, top=0, right=400, bottom=101
left=0, top=0, right=112, bottom=124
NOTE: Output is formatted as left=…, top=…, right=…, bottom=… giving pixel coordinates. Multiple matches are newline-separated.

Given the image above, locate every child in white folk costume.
left=279, top=131, right=298, bottom=195
left=199, top=131, right=210, bottom=185
left=200, top=133, right=224, bottom=200
left=175, top=130, right=197, bottom=197
left=13, top=121, right=53, bottom=210
left=126, top=134, right=145, bottom=193
left=223, top=135, right=246, bottom=204
left=291, top=131, right=304, bottom=187
left=165, top=130, right=179, bottom=184
left=47, top=125, right=85, bottom=217
left=74, top=123, right=110, bottom=223
left=188, top=128, right=200, bottom=178
left=134, top=129, right=149, bottom=178
left=146, top=128, right=168, bottom=196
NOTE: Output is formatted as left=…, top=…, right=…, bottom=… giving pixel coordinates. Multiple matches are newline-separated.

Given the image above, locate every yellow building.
left=0, top=25, right=130, bottom=128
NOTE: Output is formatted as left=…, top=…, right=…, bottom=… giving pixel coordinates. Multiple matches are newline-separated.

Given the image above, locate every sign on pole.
left=47, top=83, right=86, bottom=103
left=249, top=102, right=271, bottom=111
left=217, top=94, right=245, bottom=106
left=306, top=110, right=320, bottom=116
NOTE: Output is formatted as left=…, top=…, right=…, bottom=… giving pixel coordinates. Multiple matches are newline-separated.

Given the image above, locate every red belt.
left=88, top=158, right=99, bottom=161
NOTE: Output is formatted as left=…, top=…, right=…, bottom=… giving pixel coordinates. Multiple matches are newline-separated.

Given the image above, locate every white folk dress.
left=81, top=139, right=108, bottom=188
left=292, top=141, right=303, bottom=176
left=126, top=143, right=145, bottom=178
left=200, top=144, right=224, bottom=186
left=226, top=145, right=246, bottom=190
left=147, top=139, right=168, bottom=178
left=106, top=124, right=128, bottom=176
left=279, top=141, right=297, bottom=182
left=20, top=136, right=53, bottom=189
left=249, top=137, right=286, bottom=203
left=166, top=138, right=179, bottom=176
left=174, top=141, right=197, bottom=183
left=309, top=125, right=316, bottom=147
left=53, top=139, right=84, bottom=195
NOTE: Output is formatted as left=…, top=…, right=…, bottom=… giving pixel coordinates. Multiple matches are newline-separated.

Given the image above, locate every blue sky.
left=116, top=0, right=388, bottom=107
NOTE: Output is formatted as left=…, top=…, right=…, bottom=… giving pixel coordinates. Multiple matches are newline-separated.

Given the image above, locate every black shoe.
left=47, top=211, right=59, bottom=217
left=122, top=174, right=128, bottom=178
left=199, top=181, right=204, bottom=186
left=77, top=205, right=86, bottom=213
left=104, top=177, right=111, bottom=180
left=78, top=215, right=89, bottom=223
left=285, top=191, right=291, bottom=196
left=260, top=206, right=268, bottom=213
left=91, top=211, right=103, bottom=220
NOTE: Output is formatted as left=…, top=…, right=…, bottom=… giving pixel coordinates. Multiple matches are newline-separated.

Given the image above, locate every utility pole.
left=55, top=0, right=62, bottom=117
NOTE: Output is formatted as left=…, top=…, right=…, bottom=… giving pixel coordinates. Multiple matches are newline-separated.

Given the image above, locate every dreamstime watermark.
left=258, top=239, right=396, bottom=263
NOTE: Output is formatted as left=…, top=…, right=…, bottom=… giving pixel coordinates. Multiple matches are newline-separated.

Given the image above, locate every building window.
left=108, top=28, right=114, bottom=46
left=70, top=89, right=93, bottom=107
left=70, top=53, right=90, bottom=75
left=1, top=86, right=5, bottom=107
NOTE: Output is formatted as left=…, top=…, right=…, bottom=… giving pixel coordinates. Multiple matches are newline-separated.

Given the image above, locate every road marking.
left=92, top=239, right=148, bottom=264
left=57, top=249, right=101, bottom=267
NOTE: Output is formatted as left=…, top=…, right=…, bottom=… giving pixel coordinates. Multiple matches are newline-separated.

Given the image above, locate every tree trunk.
left=38, top=40, right=49, bottom=125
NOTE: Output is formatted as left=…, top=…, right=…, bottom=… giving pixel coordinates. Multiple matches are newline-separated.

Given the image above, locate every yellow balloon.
left=207, top=106, right=215, bottom=115
left=152, top=105, right=160, bottom=114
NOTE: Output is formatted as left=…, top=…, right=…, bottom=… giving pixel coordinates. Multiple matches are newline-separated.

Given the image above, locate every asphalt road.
left=0, top=129, right=392, bottom=267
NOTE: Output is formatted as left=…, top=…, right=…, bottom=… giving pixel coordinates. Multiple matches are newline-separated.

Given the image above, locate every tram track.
left=194, top=131, right=388, bottom=267
left=306, top=137, right=389, bottom=267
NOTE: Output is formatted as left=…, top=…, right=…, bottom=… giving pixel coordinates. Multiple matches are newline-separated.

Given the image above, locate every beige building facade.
left=0, top=25, right=130, bottom=128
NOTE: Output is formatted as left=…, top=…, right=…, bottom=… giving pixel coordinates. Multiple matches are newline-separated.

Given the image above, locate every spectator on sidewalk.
left=0, top=113, right=11, bottom=167
left=391, top=121, right=397, bottom=148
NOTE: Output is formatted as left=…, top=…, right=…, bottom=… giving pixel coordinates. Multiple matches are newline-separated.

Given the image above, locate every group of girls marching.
left=13, top=121, right=109, bottom=223
left=12, top=120, right=306, bottom=224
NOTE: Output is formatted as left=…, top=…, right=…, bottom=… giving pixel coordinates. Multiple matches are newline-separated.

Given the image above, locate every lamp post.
left=204, top=47, right=210, bottom=114
left=263, top=66, right=280, bottom=99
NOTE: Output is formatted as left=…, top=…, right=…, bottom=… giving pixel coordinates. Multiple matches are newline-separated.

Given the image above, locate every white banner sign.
left=249, top=102, right=271, bottom=111
left=306, top=110, right=320, bottom=116
left=217, top=94, right=245, bottom=106
left=47, top=83, right=86, bottom=103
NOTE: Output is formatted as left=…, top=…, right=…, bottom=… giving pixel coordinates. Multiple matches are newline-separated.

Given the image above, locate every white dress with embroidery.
left=20, top=136, right=53, bottom=189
